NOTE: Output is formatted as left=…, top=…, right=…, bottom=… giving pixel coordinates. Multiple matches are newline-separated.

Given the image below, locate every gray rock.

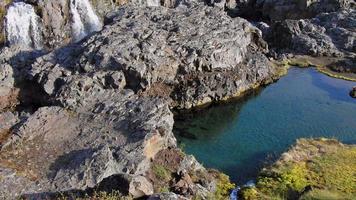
left=0, top=2, right=277, bottom=199
left=0, top=93, right=176, bottom=198
left=31, top=3, right=277, bottom=109
left=262, top=0, right=355, bottom=20
left=268, top=10, right=356, bottom=58
left=148, top=192, right=189, bottom=200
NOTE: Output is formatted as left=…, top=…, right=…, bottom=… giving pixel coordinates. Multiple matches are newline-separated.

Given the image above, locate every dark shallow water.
left=174, top=67, right=356, bottom=184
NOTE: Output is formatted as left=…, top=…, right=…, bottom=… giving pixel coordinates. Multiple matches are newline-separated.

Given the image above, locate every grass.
left=299, top=189, right=356, bottom=200
left=241, top=138, right=356, bottom=200
left=56, top=191, right=132, bottom=200
left=151, top=163, right=171, bottom=181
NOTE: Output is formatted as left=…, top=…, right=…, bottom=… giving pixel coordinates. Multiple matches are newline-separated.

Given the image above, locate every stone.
left=129, top=176, right=154, bottom=198
left=350, top=87, right=356, bottom=98
left=0, top=2, right=278, bottom=199
left=30, top=3, right=277, bottom=109
left=148, top=192, right=189, bottom=200
left=267, top=10, right=355, bottom=58
left=262, top=0, right=355, bottom=21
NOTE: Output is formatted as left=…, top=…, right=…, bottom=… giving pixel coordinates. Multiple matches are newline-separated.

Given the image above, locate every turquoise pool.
left=174, top=67, right=356, bottom=184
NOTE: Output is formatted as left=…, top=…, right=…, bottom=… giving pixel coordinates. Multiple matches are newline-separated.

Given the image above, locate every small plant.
left=76, top=191, right=132, bottom=200
left=158, top=186, right=170, bottom=193
left=152, top=163, right=171, bottom=181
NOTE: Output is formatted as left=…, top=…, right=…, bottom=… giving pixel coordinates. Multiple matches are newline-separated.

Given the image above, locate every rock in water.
left=5, top=2, right=42, bottom=49
left=350, top=87, right=356, bottom=98
left=70, top=0, right=103, bottom=42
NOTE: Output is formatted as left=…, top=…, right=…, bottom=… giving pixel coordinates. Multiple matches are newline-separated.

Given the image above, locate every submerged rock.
left=350, top=87, right=356, bottom=98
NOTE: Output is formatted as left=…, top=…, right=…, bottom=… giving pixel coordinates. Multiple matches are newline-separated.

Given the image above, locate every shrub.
left=214, top=173, right=236, bottom=200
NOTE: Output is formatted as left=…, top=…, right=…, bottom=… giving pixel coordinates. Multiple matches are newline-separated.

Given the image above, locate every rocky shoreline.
left=0, top=0, right=355, bottom=199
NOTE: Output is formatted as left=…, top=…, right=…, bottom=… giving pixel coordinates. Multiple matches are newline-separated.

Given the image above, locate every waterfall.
left=70, top=0, right=103, bottom=42
left=5, top=2, right=42, bottom=49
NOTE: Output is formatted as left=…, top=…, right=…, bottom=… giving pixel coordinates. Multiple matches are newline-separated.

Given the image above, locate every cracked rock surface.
left=0, top=2, right=278, bottom=199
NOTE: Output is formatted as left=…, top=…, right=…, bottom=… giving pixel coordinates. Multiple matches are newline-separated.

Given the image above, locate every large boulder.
left=0, top=93, right=176, bottom=199
left=268, top=9, right=356, bottom=57
left=262, top=0, right=355, bottom=21
left=30, top=3, right=278, bottom=109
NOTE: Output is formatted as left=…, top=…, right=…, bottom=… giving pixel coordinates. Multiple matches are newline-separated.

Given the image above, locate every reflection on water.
left=173, top=68, right=356, bottom=184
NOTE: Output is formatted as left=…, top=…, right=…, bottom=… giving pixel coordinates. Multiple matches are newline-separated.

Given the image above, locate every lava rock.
left=31, top=3, right=277, bottom=109
left=268, top=10, right=356, bottom=58
left=262, top=0, right=355, bottom=21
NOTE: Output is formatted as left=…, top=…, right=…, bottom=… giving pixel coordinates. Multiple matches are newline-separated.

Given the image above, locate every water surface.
left=174, top=68, right=356, bottom=184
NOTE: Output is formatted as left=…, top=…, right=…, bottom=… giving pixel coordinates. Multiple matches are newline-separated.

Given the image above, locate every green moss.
left=316, top=67, right=356, bottom=82
left=158, top=186, right=170, bottom=193
left=152, top=163, right=171, bottom=181
left=248, top=139, right=356, bottom=200
left=240, top=187, right=258, bottom=200
left=214, top=173, right=236, bottom=200
left=299, top=189, right=355, bottom=200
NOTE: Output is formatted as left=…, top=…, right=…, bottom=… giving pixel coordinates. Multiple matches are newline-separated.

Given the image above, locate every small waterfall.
left=5, top=2, right=42, bottom=49
left=70, top=0, right=103, bottom=42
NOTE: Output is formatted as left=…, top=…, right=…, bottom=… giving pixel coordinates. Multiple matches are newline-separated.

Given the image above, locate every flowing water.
left=70, top=0, right=103, bottom=42
left=174, top=68, right=356, bottom=184
left=5, top=2, right=42, bottom=49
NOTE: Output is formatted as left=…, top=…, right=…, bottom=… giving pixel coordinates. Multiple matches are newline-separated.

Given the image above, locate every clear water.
left=174, top=68, right=356, bottom=184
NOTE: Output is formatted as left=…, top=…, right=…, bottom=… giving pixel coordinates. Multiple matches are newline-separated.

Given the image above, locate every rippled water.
left=174, top=68, right=356, bottom=184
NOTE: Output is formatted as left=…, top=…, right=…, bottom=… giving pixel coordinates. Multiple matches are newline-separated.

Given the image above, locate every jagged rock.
left=129, top=176, right=154, bottom=198
left=0, top=112, right=18, bottom=145
left=0, top=93, right=176, bottom=199
left=173, top=172, right=194, bottom=195
left=31, top=3, right=277, bottom=109
left=0, top=2, right=277, bottom=199
left=262, top=0, right=355, bottom=20
left=148, top=192, right=189, bottom=200
left=268, top=10, right=356, bottom=58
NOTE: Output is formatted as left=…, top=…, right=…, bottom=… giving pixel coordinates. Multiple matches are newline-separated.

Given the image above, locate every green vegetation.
left=240, top=187, right=258, bottom=200
left=158, top=186, right=170, bottom=193
left=55, top=191, right=132, bottom=200
left=241, top=138, right=356, bottom=200
left=299, top=189, right=355, bottom=200
left=152, top=163, right=171, bottom=181
left=214, top=173, right=236, bottom=200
